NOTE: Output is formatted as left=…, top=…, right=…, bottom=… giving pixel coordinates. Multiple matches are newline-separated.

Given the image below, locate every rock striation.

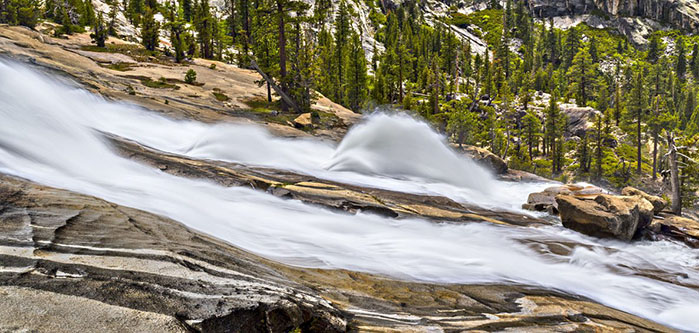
left=0, top=174, right=346, bottom=332
left=0, top=175, right=676, bottom=333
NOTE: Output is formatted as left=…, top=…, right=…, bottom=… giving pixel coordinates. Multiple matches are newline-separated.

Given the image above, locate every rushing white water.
left=1, top=61, right=699, bottom=330
left=30, top=84, right=547, bottom=212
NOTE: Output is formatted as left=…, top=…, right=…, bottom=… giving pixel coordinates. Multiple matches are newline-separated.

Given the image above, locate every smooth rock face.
left=556, top=194, right=654, bottom=241
left=0, top=175, right=347, bottom=333
left=622, top=186, right=667, bottom=214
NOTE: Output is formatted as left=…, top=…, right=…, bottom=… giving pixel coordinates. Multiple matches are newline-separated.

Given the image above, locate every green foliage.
left=458, top=9, right=503, bottom=47
left=212, top=88, right=230, bottom=101
left=0, top=0, right=40, bottom=27
left=90, top=13, right=108, bottom=47
left=184, top=69, right=197, bottom=84
left=445, top=99, right=477, bottom=146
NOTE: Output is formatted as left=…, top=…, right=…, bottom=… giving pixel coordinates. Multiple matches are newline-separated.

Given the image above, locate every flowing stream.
left=1, top=60, right=698, bottom=330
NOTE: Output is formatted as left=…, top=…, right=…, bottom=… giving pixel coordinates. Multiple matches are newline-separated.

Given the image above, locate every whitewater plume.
left=327, top=113, right=494, bottom=190
left=1, top=60, right=699, bottom=331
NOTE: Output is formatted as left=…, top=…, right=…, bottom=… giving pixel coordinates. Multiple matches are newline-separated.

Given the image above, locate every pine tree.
left=546, top=89, right=565, bottom=173
left=165, top=2, right=187, bottom=62
left=482, top=50, right=491, bottom=97
left=522, top=108, right=541, bottom=161
left=181, top=0, right=192, bottom=21
left=107, top=1, right=118, bottom=35
left=345, top=32, right=368, bottom=112
left=592, top=110, right=605, bottom=180
left=588, top=37, right=598, bottom=63
left=194, top=0, right=213, bottom=58
left=81, top=0, right=96, bottom=26
left=128, top=0, right=144, bottom=26
left=676, top=37, right=687, bottom=79
left=647, top=34, right=662, bottom=62
left=287, top=25, right=317, bottom=113
left=446, top=100, right=477, bottom=147
left=1, top=0, right=39, bottom=27
left=333, top=0, right=351, bottom=102
left=691, top=43, right=699, bottom=79
left=567, top=45, right=597, bottom=106
left=628, top=68, right=646, bottom=174
left=562, top=27, right=580, bottom=69
left=90, top=12, right=108, bottom=47
left=141, top=6, right=160, bottom=51
left=595, top=76, right=609, bottom=112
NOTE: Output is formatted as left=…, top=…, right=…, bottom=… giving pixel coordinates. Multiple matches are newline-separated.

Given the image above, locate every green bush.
left=184, top=69, right=197, bottom=84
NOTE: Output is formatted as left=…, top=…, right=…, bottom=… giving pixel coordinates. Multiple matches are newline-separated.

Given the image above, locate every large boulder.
left=523, top=184, right=604, bottom=214
left=621, top=186, right=666, bottom=214
left=556, top=194, right=654, bottom=241
left=456, top=145, right=508, bottom=174
left=648, top=215, right=699, bottom=248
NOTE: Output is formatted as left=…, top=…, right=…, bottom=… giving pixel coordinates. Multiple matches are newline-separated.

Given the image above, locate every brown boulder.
left=556, top=194, right=654, bottom=241
left=648, top=215, right=699, bottom=248
left=455, top=145, right=508, bottom=174
left=523, top=184, right=604, bottom=214
left=621, top=186, right=666, bottom=214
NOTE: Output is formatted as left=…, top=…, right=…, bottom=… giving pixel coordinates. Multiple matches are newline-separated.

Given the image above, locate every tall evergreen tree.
left=567, top=45, right=596, bottom=106
left=141, top=6, right=160, bottom=51
left=333, top=0, right=351, bottom=102
left=676, top=37, right=687, bottom=79
left=345, top=32, right=368, bottom=112
left=90, top=12, right=108, bottom=47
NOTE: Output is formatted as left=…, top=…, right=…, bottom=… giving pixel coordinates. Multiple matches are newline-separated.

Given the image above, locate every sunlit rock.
left=556, top=194, right=654, bottom=241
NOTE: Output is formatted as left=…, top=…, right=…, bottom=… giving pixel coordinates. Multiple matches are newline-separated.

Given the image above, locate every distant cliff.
left=528, top=0, right=699, bottom=32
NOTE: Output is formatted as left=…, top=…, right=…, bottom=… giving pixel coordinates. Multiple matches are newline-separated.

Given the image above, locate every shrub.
left=184, top=69, right=197, bottom=84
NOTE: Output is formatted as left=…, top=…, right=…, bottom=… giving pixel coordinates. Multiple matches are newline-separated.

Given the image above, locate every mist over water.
left=1, top=60, right=699, bottom=330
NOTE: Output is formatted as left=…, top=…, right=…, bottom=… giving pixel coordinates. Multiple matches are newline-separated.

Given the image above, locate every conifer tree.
left=141, top=6, right=160, bottom=51
left=446, top=100, right=477, bottom=147
left=128, top=0, right=144, bottom=26
left=647, top=34, right=662, bottom=62
left=165, top=2, right=187, bottom=62
left=522, top=109, right=541, bottom=160
left=333, top=0, right=351, bottom=102
left=107, top=2, right=118, bottom=35
left=676, top=37, right=687, bottom=79
left=90, top=12, right=108, bottom=47
left=181, top=0, right=192, bottom=21
left=567, top=45, right=596, bottom=106
left=1, top=0, right=39, bottom=27
left=345, top=32, right=368, bottom=112
left=691, top=43, right=699, bottom=79
left=81, top=0, right=96, bottom=27
left=627, top=68, right=646, bottom=174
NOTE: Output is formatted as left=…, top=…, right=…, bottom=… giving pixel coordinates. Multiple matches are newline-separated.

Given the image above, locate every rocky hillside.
left=530, top=0, right=699, bottom=31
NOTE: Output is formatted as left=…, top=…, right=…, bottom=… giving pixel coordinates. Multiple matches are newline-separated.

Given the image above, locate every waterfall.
left=1, top=60, right=698, bottom=331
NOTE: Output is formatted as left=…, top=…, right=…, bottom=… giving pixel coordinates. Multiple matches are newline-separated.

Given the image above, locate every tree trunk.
left=277, top=0, right=288, bottom=112
left=637, top=107, right=642, bottom=174
left=596, top=114, right=602, bottom=180
left=652, top=133, right=658, bottom=179
left=667, top=133, right=682, bottom=215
